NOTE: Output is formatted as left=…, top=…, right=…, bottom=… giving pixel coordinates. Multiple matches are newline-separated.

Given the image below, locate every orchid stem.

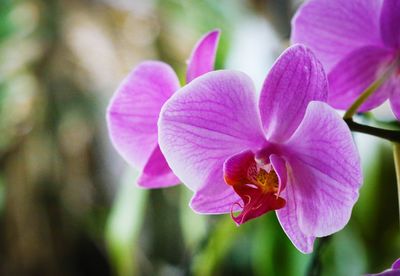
left=345, top=119, right=400, bottom=143
left=343, top=62, right=397, bottom=120
left=393, top=143, right=400, bottom=222
left=306, top=236, right=331, bottom=276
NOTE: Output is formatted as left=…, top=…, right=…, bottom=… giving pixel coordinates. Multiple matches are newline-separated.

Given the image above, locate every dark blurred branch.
left=345, top=119, right=400, bottom=142
left=393, top=143, right=400, bottom=221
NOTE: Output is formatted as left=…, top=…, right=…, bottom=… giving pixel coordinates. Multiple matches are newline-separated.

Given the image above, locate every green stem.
left=393, top=143, right=400, bottom=221
left=345, top=119, right=400, bottom=143
left=306, top=236, right=331, bottom=276
left=343, top=62, right=397, bottom=120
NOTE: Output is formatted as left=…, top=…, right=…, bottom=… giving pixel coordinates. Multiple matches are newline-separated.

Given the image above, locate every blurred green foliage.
left=106, top=169, right=147, bottom=276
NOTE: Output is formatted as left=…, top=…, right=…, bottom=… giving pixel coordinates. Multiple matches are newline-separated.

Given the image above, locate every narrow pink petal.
left=107, top=61, right=180, bottom=170
left=284, top=102, right=362, bottom=237
left=259, top=44, right=327, bottom=142
left=270, top=154, right=287, bottom=195
left=186, top=29, right=220, bottom=83
left=380, top=0, right=400, bottom=48
left=328, top=46, right=396, bottom=112
left=159, top=70, right=266, bottom=211
left=137, top=145, right=180, bottom=188
left=291, top=0, right=382, bottom=71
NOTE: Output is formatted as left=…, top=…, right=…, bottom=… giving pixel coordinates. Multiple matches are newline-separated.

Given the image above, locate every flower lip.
left=223, top=150, right=286, bottom=225
left=230, top=186, right=286, bottom=225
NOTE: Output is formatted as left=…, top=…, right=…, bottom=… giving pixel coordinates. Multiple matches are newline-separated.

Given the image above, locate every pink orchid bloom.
left=107, top=30, right=220, bottom=188
left=367, top=258, right=400, bottom=275
left=158, top=44, right=362, bottom=253
left=292, top=0, right=400, bottom=119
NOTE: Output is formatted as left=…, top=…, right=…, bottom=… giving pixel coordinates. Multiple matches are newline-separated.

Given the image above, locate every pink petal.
left=392, top=258, right=400, bottom=270
left=276, top=183, right=316, bottom=253
left=159, top=70, right=266, bottom=212
left=291, top=0, right=382, bottom=71
left=281, top=102, right=362, bottom=239
left=259, top=44, right=327, bottom=142
left=190, top=166, right=240, bottom=214
left=380, top=0, right=400, bottom=48
left=107, top=61, right=180, bottom=171
left=137, top=145, right=180, bottom=188
left=327, top=46, right=396, bottom=112
left=389, top=77, right=400, bottom=120
left=270, top=154, right=287, bottom=195
left=186, top=29, right=220, bottom=83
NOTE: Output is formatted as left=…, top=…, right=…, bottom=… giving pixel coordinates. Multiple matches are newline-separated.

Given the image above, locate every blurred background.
left=0, top=0, right=399, bottom=275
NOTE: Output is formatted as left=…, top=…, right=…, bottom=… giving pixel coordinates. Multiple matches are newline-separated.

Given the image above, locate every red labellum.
left=223, top=150, right=286, bottom=225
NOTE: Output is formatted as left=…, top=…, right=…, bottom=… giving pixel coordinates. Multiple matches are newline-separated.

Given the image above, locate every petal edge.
left=186, top=29, right=220, bottom=83
left=107, top=61, right=180, bottom=170
left=259, top=44, right=328, bottom=142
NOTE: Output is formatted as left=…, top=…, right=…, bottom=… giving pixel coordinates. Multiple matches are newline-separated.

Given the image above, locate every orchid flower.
left=106, top=30, right=220, bottom=188
left=367, top=258, right=400, bottom=275
left=158, top=44, right=362, bottom=253
left=292, top=0, right=400, bottom=119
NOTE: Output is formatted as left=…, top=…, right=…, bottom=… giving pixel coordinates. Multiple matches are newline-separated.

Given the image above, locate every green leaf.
left=105, top=169, right=147, bottom=276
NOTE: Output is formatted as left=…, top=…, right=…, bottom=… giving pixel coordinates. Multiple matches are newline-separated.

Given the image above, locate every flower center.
left=223, top=150, right=286, bottom=225
left=247, top=164, right=279, bottom=193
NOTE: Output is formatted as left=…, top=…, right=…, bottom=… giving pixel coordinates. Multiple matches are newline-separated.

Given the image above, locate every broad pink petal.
left=281, top=102, right=362, bottom=238
left=159, top=70, right=266, bottom=212
left=137, top=145, right=180, bottom=188
left=259, top=45, right=327, bottom=142
left=186, top=29, right=220, bottom=83
left=107, top=61, right=180, bottom=171
left=291, top=0, right=382, bottom=71
left=327, top=46, right=396, bottom=111
left=380, top=0, right=400, bottom=48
